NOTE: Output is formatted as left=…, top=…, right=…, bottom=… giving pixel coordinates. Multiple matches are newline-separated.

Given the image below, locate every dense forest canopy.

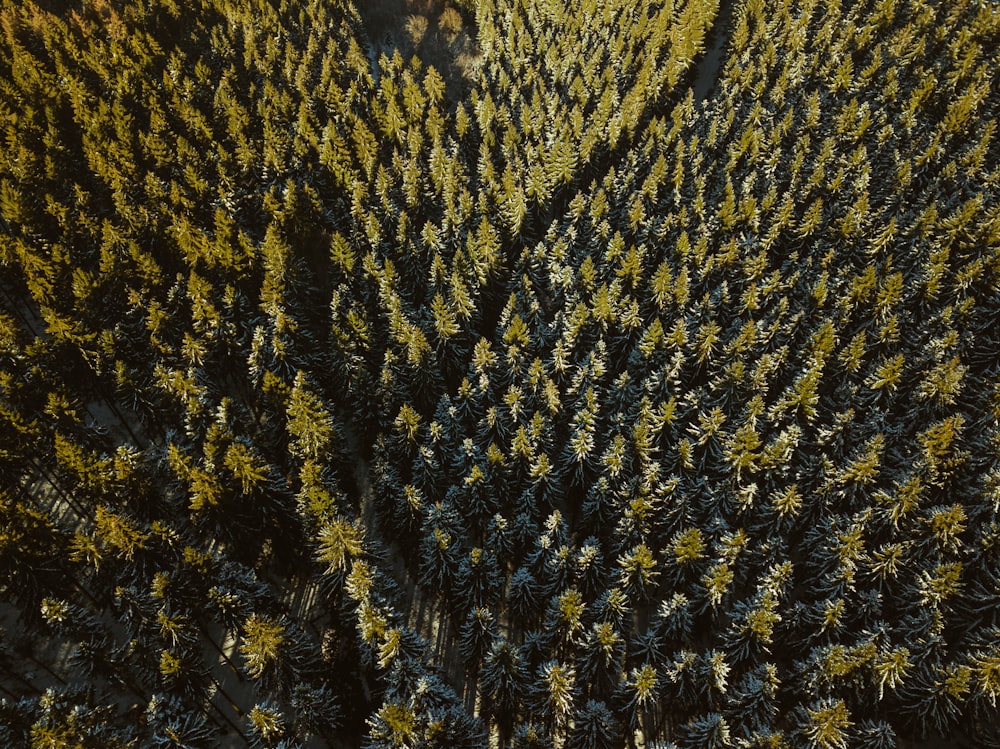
left=1, top=0, right=999, bottom=746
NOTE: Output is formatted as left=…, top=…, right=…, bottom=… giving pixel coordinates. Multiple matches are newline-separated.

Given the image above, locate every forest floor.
left=351, top=448, right=473, bottom=704
left=692, top=0, right=737, bottom=101
left=356, top=0, right=481, bottom=98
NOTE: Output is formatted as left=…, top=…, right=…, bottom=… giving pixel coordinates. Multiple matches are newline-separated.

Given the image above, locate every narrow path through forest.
left=350, top=445, right=472, bottom=705
left=693, top=0, right=736, bottom=101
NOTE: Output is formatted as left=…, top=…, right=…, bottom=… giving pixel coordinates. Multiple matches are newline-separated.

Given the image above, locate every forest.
left=0, top=0, right=998, bottom=746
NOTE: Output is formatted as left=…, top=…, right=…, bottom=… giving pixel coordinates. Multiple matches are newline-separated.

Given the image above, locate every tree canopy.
left=1, top=0, right=999, bottom=746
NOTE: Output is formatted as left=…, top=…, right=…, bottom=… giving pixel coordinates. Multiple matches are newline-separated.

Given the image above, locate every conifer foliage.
left=1, top=0, right=999, bottom=746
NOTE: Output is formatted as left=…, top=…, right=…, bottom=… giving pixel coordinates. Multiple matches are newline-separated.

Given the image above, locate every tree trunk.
left=194, top=618, right=245, bottom=681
